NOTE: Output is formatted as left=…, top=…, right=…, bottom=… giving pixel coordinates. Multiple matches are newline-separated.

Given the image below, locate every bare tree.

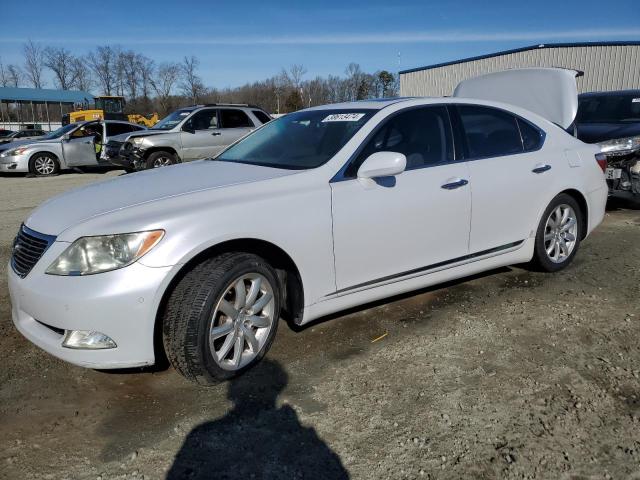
left=119, top=50, right=140, bottom=99
left=113, top=47, right=126, bottom=97
left=151, top=62, right=180, bottom=112
left=43, top=47, right=78, bottom=90
left=137, top=55, right=155, bottom=99
left=6, top=64, right=23, bottom=87
left=179, top=56, right=205, bottom=104
left=344, top=63, right=364, bottom=101
left=0, top=58, right=9, bottom=87
left=288, top=64, right=307, bottom=89
left=87, top=46, right=118, bottom=95
left=23, top=40, right=46, bottom=88
left=72, top=57, right=93, bottom=92
left=273, top=71, right=291, bottom=114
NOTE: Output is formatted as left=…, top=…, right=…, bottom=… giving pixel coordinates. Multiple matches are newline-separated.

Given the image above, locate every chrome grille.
left=11, top=225, right=56, bottom=278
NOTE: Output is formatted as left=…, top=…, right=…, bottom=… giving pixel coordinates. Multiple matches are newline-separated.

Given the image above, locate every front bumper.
left=108, top=142, right=146, bottom=171
left=605, top=152, right=640, bottom=198
left=0, top=153, right=30, bottom=172
left=8, top=249, right=173, bottom=369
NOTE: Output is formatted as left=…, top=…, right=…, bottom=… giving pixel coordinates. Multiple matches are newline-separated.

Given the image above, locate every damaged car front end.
left=577, top=90, right=640, bottom=201
left=107, top=136, right=148, bottom=171
left=599, top=135, right=640, bottom=199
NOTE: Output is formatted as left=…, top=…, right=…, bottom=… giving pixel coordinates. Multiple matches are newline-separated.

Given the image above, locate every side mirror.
left=182, top=122, right=195, bottom=134
left=62, top=133, right=71, bottom=142
left=357, top=151, right=406, bottom=179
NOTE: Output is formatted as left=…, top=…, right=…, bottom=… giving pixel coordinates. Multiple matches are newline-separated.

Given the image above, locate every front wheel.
left=531, top=193, right=583, bottom=272
left=162, top=253, right=281, bottom=385
left=145, top=151, right=177, bottom=169
left=29, top=153, right=60, bottom=176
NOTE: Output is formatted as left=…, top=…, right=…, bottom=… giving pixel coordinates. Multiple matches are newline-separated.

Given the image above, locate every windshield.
left=217, top=109, right=375, bottom=170
left=42, top=123, right=80, bottom=140
left=577, top=94, right=640, bottom=123
left=152, top=109, right=193, bottom=130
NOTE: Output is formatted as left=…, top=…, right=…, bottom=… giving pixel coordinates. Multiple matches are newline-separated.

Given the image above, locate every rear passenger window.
left=106, top=123, right=135, bottom=137
left=457, top=105, right=523, bottom=158
left=252, top=110, right=272, bottom=124
left=347, top=106, right=453, bottom=177
left=220, top=109, right=254, bottom=128
left=517, top=118, right=543, bottom=151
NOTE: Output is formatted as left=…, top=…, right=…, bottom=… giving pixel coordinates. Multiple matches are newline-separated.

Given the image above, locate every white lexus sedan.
left=8, top=69, right=607, bottom=384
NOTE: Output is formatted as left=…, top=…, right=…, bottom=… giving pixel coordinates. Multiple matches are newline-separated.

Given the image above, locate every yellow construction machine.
left=62, top=96, right=158, bottom=127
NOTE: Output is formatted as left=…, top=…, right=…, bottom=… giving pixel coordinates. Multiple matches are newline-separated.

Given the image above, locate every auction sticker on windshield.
left=322, top=113, right=366, bottom=122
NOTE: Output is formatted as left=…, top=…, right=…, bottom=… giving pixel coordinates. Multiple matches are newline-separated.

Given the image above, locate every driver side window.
left=185, top=109, right=218, bottom=131
left=71, top=125, right=100, bottom=139
left=346, top=106, right=454, bottom=178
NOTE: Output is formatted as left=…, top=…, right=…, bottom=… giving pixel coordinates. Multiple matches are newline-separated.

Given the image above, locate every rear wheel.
left=162, top=253, right=281, bottom=385
left=29, top=153, right=60, bottom=176
left=532, top=193, right=582, bottom=272
left=145, top=151, right=177, bottom=169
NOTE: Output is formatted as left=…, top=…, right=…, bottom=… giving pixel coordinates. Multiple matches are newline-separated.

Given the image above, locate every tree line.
left=0, top=41, right=399, bottom=117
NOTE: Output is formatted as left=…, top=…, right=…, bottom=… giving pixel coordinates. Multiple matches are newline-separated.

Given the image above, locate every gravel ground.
left=0, top=170, right=639, bottom=480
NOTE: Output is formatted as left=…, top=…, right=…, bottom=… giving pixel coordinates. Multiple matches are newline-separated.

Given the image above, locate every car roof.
left=306, top=97, right=420, bottom=111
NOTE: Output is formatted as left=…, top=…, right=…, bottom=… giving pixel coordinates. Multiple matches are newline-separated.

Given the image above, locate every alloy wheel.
left=209, top=273, right=275, bottom=371
left=33, top=156, right=56, bottom=175
left=544, top=204, right=578, bottom=263
left=153, top=156, right=173, bottom=167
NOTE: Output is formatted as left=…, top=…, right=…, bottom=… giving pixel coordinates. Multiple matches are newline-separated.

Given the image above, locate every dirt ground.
left=0, top=170, right=639, bottom=480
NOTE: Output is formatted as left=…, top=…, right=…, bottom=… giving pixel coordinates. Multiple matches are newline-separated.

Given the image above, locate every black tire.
left=162, top=252, right=281, bottom=385
left=28, top=153, right=60, bottom=176
left=531, top=193, right=583, bottom=272
left=145, top=151, right=177, bottom=169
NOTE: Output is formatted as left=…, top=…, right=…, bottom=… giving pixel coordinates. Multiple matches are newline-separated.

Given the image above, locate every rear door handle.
left=532, top=164, right=551, bottom=174
left=441, top=178, right=469, bottom=190
left=211, top=131, right=222, bottom=136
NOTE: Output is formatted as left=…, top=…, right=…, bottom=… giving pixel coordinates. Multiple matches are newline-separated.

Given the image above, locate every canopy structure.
left=0, top=87, right=95, bottom=130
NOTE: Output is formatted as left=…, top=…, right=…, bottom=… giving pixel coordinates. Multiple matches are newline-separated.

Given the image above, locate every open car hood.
left=454, top=68, right=581, bottom=130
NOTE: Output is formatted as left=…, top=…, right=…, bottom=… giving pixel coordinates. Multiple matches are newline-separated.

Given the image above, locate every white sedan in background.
left=9, top=69, right=607, bottom=384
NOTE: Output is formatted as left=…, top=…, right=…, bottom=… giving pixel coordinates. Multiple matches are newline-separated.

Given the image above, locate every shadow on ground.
left=167, top=359, right=349, bottom=480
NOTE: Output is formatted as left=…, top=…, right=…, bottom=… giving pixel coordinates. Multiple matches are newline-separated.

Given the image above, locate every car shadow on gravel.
left=167, top=359, right=349, bottom=480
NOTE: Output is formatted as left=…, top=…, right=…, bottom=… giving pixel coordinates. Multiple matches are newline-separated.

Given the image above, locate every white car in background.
left=8, top=69, right=607, bottom=385
left=0, top=120, right=145, bottom=175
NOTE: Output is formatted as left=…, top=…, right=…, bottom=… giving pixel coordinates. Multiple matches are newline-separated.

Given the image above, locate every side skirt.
left=300, top=238, right=533, bottom=325
left=333, top=240, right=524, bottom=297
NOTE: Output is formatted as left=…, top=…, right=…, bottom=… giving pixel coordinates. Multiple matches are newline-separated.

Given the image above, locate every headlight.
left=131, top=137, right=145, bottom=146
left=0, top=146, right=29, bottom=157
left=597, top=135, right=640, bottom=155
left=46, top=230, right=164, bottom=276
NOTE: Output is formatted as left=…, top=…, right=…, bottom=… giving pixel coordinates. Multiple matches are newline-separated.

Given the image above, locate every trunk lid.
left=454, top=67, right=581, bottom=129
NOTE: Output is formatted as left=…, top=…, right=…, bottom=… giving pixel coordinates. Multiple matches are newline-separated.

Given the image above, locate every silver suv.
left=106, top=104, right=271, bottom=170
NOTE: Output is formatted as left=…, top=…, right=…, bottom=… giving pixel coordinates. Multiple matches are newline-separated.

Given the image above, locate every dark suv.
left=576, top=90, right=640, bottom=200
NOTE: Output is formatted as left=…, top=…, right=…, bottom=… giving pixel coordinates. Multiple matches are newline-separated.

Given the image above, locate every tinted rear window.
left=252, top=110, right=272, bottom=124
left=517, top=118, right=543, bottom=151
left=457, top=105, right=523, bottom=158
left=577, top=94, right=640, bottom=123
left=220, top=109, right=254, bottom=128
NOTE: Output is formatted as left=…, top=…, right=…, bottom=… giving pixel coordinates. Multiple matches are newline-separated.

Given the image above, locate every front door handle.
left=532, top=164, right=551, bottom=174
left=441, top=178, right=469, bottom=190
left=211, top=131, right=222, bottom=136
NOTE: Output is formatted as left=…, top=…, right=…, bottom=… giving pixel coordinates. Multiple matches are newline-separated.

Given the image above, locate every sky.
left=1, top=0, right=639, bottom=90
